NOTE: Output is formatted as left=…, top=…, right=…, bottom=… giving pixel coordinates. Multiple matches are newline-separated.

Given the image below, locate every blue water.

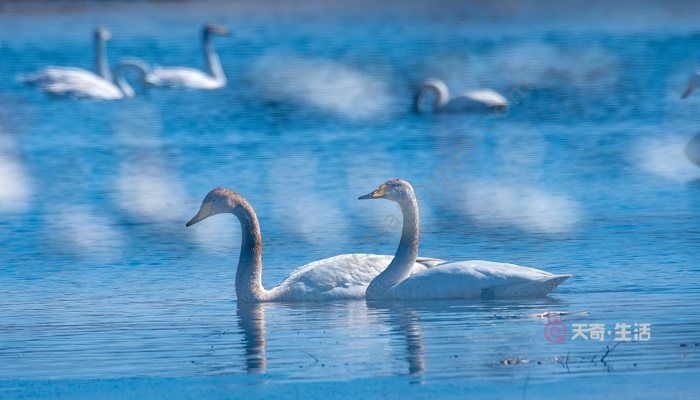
left=1, top=1, right=699, bottom=398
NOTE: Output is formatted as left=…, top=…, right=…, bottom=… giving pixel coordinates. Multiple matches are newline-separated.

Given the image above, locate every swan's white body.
left=415, top=78, right=508, bottom=113
left=371, top=260, right=570, bottom=300
left=260, top=253, right=443, bottom=302
left=359, top=179, right=570, bottom=300
left=146, top=67, right=224, bottom=90
left=186, top=188, right=443, bottom=302
left=20, top=67, right=124, bottom=100
left=19, top=28, right=132, bottom=100
left=143, top=24, right=228, bottom=90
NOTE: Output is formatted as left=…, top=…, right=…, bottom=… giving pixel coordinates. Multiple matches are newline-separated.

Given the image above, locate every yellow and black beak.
left=358, top=184, right=388, bottom=200
left=186, top=203, right=212, bottom=227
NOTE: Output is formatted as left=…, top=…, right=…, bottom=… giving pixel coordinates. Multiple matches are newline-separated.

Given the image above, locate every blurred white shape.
left=267, top=153, right=350, bottom=242
left=0, top=135, right=32, bottom=213
left=635, top=135, right=699, bottom=182
left=252, top=53, right=393, bottom=120
left=439, top=42, right=619, bottom=91
left=112, top=101, right=163, bottom=148
left=463, top=181, right=581, bottom=234
left=116, top=160, right=189, bottom=223
left=49, top=205, right=123, bottom=261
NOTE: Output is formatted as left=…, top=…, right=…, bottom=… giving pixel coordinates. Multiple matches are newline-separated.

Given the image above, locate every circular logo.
left=544, top=320, right=567, bottom=344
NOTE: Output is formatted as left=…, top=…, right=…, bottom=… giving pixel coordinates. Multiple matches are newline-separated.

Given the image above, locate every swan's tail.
left=542, top=274, right=572, bottom=294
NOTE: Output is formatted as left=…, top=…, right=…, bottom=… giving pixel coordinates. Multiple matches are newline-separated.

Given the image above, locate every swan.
left=185, top=188, right=444, bottom=302
left=681, top=72, right=700, bottom=99
left=414, top=78, right=509, bottom=113
left=18, top=27, right=134, bottom=100
left=358, top=179, right=571, bottom=300
left=141, top=24, right=229, bottom=90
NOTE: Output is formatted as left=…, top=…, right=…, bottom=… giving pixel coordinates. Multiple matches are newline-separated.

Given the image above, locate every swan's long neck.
left=95, top=36, right=112, bottom=81
left=233, top=200, right=266, bottom=302
left=113, top=59, right=150, bottom=97
left=366, top=192, right=420, bottom=299
left=415, top=80, right=449, bottom=113
left=203, top=32, right=226, bottom=83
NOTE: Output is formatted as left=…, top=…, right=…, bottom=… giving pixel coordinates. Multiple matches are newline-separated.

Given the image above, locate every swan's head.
left=94, top=27, right=112, bottom=41
left=358, top=179, right=414, bottom=202
left=682, top=72, right=700, bottom=99
left=186, top=188, right=241, bottom=227
left=203, top=23, right=230, bottom=37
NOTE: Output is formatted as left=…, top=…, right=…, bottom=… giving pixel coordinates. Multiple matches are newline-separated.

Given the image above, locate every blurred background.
left=0, top=0, right=699, bottom=395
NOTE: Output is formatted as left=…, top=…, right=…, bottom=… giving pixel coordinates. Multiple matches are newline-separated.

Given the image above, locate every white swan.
left=185, top=188, right=444, bottom=302
left=682, top=72, right=700, bottom=99
left=142, top=24, right=229, bottom=90
left=414, top=78, right=508, bottom=113
left=358, top=179, right=571, bottom=300
left=18, top=27, right=134, bottom=100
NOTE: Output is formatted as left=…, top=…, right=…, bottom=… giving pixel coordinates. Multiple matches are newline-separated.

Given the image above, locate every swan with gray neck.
left=142, top=23, right=229, bottom=90
left=414, top=78, right=508, bottom=113
left=186, top=188, right=443, bottom=302
left=19, top=27, right=135, bottom=100
left=359, top=179, right=571, bottom=300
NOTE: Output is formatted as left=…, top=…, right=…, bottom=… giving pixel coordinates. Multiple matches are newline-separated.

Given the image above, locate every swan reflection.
left=236, top=302, right=267, bottom=373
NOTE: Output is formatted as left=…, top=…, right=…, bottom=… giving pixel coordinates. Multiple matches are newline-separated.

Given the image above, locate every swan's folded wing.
left=271, top=254, right=443, bottom=301
left=148, top=67, right=220, bottom=89
left=391, top=260, right=570, bottom=299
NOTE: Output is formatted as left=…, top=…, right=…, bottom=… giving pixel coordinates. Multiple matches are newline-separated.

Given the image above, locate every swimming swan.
left=185, top=188, right=444, bottom=302
left=141, top=24, right=229, bottom=90
left=18, top=27, right=135, bottom=100
left=358, top=179, right=571, bottom=300
left=414, top=78, right=508, bottom=113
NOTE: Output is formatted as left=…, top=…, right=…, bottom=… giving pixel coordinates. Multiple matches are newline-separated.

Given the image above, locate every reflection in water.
left=112, top=103, right=189, bottom=224
left=47, top=204, right=123, bottom=261
left=376, top=302, right=426, bottom=376
left=0, top=133, right=32, bottom=213
left=236, top=302, right=267, bottom=373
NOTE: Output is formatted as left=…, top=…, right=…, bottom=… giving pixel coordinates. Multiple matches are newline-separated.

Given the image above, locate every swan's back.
left=19, top=67, right=121, bottom=99
left=442, top=89, right=508, bottom=112
left=148, top=67, right=223, bottom=89
left=388, top=260, right=570, bottom=300
left=267, top=254, right=444, bottom=301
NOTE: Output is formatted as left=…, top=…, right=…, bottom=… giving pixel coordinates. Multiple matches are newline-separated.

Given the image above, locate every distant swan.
left=186, top=188, right=444, bottom=302
left=414, top=78, right=508, bottom=113
left=358, top=179, right=571, bottom=300
left=18, top=27, right=134, bottom=100
left=141, top=24, right=229, bottom=90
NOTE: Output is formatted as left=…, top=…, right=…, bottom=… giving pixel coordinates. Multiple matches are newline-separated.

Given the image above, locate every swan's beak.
left=186, top=203, right=212, bottom=227
left=358, top=184, right=387, bottom=200
left=682, top=86, right=693, bottom=99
